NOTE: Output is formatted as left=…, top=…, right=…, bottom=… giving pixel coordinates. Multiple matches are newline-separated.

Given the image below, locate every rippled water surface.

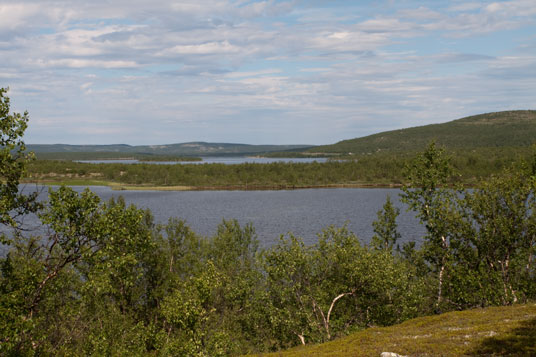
left=3, top=186, right=426, bottom=255
left=62, top=186, right=424, bottom=247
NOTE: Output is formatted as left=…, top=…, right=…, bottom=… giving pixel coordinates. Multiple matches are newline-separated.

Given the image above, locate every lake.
left=76, top=157, right=329, bottom=165
left=9, top=186, right=424, bottom=249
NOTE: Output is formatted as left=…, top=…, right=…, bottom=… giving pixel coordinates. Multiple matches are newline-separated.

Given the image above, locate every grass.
left=254, top=303, right=536, bottom=356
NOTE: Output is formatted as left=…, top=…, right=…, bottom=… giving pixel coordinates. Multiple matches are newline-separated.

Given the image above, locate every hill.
left=27, top=142, right=314, bottom=158
left=28, top=111, right=536, bottom=159
left=307, top=110, right=536, bottom=155
left=256, top=303, right=536, bottom=356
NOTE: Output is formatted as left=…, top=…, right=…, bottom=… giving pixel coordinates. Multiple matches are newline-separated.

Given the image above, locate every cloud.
left=397, top=7, right=442, bottom=21
left=434, top=53, right=496, bottom=63
left=447, top=2, right=484, bottom=12
left=358, top=18, right=417, bottom=33
left=223, top=69, right=282, bottom=78
left=484, top=0, right=536, bottom=17
left=34, top=59, right=139, bottom=69
left=157, top=41, right=242, bottom=56
left=0, top=3, right=42, bottom=30
left=0, top=0, right=534, bottom=145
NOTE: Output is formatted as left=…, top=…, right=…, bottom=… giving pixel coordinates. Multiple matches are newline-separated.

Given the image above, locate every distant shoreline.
left=22, top=179, right=403, bottom=191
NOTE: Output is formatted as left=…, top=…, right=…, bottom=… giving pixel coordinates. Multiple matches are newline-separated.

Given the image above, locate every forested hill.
left=27, top=110, right=536, bottom=158
left=27, top=142, right=313, bottom=157
left=307, top=110, right=536, bottom=155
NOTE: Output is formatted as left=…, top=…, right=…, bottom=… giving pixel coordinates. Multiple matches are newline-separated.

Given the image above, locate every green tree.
left=371, top=195, right=401, bottom=251
left=262, top=226, right=424, bottom=348
left=262, top=234, right=315, bottom=347
left=401, top=142, right=460, bottom=311
left=0, top=87, right=39, bottom=243
left=0, top=186, right=159, bottom=355
left=458, top=168, right=536, bottom=306
left=158, top=261, right=231, bottom=356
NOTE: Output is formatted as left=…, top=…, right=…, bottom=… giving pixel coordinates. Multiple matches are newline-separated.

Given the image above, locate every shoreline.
left=22, top=179, right=403, bottom=191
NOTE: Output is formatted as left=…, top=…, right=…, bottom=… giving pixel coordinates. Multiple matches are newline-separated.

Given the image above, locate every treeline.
left=26, top=158, right=407, bottom=187
left=3, top=143, right=536, bottom=355
left=26, top=146, right=533, bottom=188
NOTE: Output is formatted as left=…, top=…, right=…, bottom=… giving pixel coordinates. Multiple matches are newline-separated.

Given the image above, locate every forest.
left=25, top=146, right=533, bottom=190
left=2, top=88, right=536, bottom=355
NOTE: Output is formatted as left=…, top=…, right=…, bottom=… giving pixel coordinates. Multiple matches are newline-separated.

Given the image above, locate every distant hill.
left=28, top=110, right=536, bottom=159
left=307, top=110, right=536, bottom=155
left=27, top=142, right=314, bottom=158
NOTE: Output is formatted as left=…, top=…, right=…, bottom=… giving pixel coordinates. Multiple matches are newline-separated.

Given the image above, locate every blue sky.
left=1, top=0, right=535, bottom=145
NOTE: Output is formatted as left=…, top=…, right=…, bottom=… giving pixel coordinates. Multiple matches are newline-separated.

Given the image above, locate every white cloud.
left=224, top=69, right=282, bottom=78
left=308, top=29, right=390, bottom=53
left=0, top=0, right=534, bottom=145
left=157, top=41, right=242, bottom=56
left=29, top=59, right=138, bottom=69
left=485, top=0, right=536, bottom=16
left=397, top=7, right=442, bottom=20
left=0, top=3, right=41, bottom=30
left=448, top=2, right=484, bottom=12
left=358, top=18, right=416, bottom=33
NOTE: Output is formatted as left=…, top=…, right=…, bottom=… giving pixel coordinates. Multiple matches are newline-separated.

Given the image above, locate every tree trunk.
left=297, top=334, right=305, bottom=345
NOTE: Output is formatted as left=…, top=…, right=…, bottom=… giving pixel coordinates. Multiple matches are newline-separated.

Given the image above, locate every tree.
left=158, top=261, right=230, bottom=356
left=0, top=186, right=160, bottom=355
left=371, top=195, right=401, bottom=251
left=0, top=87, right=39, bottom=243
left=262, top=226, right=424, bottom=348
left=400, top=142, right=460, bottom=311
left=459, top=167, right=536, bottom=305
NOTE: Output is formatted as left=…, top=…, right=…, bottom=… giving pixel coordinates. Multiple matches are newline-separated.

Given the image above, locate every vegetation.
left=24, top=146, right=534, bottom=189
left=308, top=110, right=536, bottom=155
left=257, top=303, right=536, bottom=356
left=2, top=88, right=536, bottom=356
left=0, top=87, right=40, bottom=240
left=24, top=110, right=536, bottom=190
left=26, top=158, right=405, bottom=189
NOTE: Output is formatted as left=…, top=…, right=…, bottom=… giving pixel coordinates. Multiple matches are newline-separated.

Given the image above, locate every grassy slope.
left=308, top=110, right=536, bottom=155
left=256, top=303, right=536, bottom=356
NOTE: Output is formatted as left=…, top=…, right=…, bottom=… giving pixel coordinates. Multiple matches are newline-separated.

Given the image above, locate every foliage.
left=400, top=142, right=460, bottom=311
left=0, top=186, right=157, bottom=355
left=371, top=195, right=401, bottom=251
left=450, top=167, right=536, bottom=307
left=400, top=142, right=536, bottom=312
left=0, top=87, right=39, bottom=243
left=262, top=227, right=424, bottom=348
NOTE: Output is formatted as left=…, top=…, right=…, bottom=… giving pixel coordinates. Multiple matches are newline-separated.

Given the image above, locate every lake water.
left=77, top=157, right=329, bottom=165
left=8, top=186, right=424, bottom=249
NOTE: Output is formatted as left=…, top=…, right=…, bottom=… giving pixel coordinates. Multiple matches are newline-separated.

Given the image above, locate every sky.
left=1, top=0, right=535, bottom=145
